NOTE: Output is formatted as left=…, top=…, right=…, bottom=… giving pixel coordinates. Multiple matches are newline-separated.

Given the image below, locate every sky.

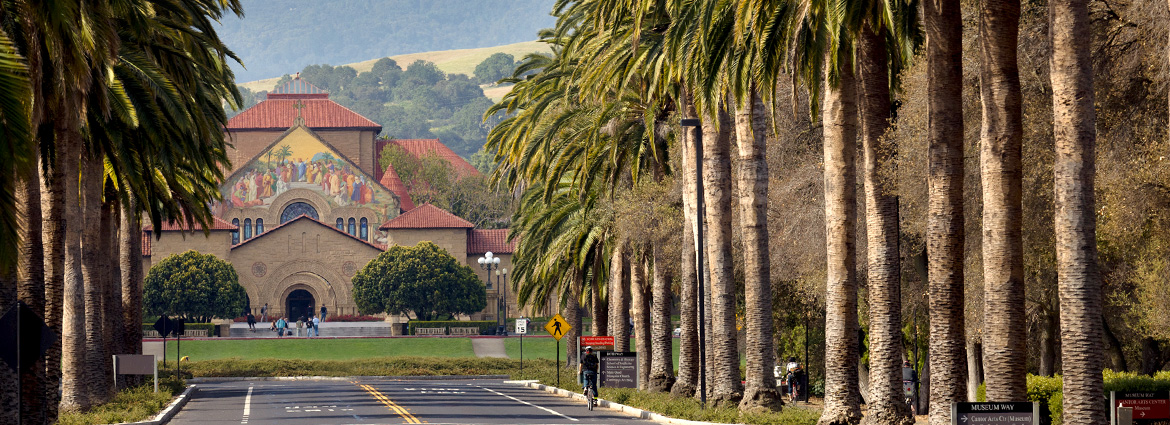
left=217, top=0, right=558, bottom=82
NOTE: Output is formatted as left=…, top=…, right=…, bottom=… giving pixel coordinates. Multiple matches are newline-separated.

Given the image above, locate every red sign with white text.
left=1115, top=391, right=1170, bottom=424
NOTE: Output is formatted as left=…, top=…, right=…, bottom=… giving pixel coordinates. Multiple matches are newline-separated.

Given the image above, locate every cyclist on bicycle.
left=578, top=346, right=600, bottom=402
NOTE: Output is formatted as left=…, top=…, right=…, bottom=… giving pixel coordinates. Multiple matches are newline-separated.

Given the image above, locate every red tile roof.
left=226, top=99, right=381, bottom=131
left=467, top=229, right=516, bottom=254
left=231, top=214, right=383, bottom=251
left=375, top=138, right=479, bottom=180
left=379, top=203, right=474, bottom=230
left=143, top=216, right=238, bottom=232
left=379, top=162, right=415, bottom=211
left=142, top=231, right=152, bottom=256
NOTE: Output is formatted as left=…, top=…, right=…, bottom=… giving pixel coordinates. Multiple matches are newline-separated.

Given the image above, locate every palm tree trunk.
left=925, top=0, right=969, bottom=420
left=59, top=131, right=89, bottom=411
left=966, top=339, right=984, bottom=400
left=17, top=153, right=46, bottom=423
left=819, top=45, right=862, bottom=425
left=591, top=276, right=607, bottom=337
left=41, top=127, right=66, bottom=419
left=648, top=244, right=675, bottom=392
left=0, top=256, right=16, bottom=424
left=979, top=0, right=1026, bottom=403
left=565, top=272, right=583, bottom=369
left=673, top=219, right=699, bottom=397
left=81, top=154, right=112, bottom=404
left=674, top=97, right=700, bottom=397
left=858, top=22, right=913, bottom=425
left=703, top=101, right=741, bottom=406
left=735, top=89, right=781, bottom=412
left=121, top=198, right=144, bottom=360
left=1050, top=0, right=1106, bottom=423
left=631, top=250, right=651, bottom=390
left=609, top=243, right=630, bottom=352
left=103, top=181, right=124, bottom=371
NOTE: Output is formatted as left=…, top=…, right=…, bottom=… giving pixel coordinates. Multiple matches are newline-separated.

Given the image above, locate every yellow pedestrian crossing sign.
left=545, top=314, right=571, bottom=340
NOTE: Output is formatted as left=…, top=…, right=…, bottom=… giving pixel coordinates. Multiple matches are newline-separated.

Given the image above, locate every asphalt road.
left=169, top=378, right=652, bottom=425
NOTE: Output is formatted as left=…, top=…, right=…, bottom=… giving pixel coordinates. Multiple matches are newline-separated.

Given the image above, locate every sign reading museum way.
left=952, top=402, right=1039, bottom=425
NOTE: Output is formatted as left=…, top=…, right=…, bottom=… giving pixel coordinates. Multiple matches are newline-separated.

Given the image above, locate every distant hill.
left=239, top=40, right=552, bottom=99
left=219, top=0, right=556, bottom=82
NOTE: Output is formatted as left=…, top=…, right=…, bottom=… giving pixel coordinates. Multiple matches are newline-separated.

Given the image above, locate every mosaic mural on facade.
left=215, top=127, right=399, bottom=240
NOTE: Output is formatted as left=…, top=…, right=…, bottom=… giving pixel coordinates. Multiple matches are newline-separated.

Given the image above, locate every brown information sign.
left=600, top=351, right=637, bottom=388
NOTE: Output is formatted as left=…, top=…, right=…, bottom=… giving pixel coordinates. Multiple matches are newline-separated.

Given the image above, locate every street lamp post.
left=477, top=252, right=503, bottom=334
left=496, top=267, right=508, bottom=336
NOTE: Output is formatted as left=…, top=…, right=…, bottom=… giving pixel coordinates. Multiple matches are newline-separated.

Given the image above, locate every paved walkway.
left=471, top=338, right=508, bottom=358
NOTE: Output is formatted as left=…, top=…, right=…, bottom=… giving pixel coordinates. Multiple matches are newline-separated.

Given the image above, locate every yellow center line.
left=354, top=382, right=422, bottom=424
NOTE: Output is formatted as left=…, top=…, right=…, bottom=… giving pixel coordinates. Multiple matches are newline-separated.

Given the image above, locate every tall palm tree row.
left=1049, top=0, right=1106, bottom=423
left=0, top=0, right=243, bottom=418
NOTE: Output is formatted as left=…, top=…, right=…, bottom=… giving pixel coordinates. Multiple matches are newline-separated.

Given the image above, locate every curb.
left=515, top=381, right=742, bottom=425
left=118, top=384, right=196, bottom=425
left=188, top=374, right=509, bottom=383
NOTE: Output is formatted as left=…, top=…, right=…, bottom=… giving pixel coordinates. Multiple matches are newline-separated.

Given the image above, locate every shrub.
left=326, top=314, right=383, bottom=322
left=143, top=322, right=218, bottom=337
left=408, top=320, right=496, bottom=335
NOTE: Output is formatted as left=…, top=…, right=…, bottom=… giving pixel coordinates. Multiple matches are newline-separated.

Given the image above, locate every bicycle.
left=582, top=371, right=598, bottom=411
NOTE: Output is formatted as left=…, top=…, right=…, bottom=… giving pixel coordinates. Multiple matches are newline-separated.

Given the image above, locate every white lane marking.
left=477, top=385, right=578, bottom=422
left=241, top=385, right=253, bottom=424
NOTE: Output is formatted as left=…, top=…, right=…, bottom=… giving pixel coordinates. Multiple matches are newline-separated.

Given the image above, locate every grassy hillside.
left=239, top=40, right=550, bottom=98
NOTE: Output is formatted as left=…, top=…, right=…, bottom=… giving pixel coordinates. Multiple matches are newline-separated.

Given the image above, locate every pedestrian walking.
left=320, top=305, right=327, bottom=322
left=260, top=303, right=268, bottom=323
left=312, top=315, right=321, bottom=337
left=246, top=312, right=256, bottom=331
left=296, top=315, right=305, bottom=337
left=306, top=315, right=314, bottom=338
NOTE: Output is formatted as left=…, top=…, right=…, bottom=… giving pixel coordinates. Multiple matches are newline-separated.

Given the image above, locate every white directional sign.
left=515, top=318, right=529, bottom=335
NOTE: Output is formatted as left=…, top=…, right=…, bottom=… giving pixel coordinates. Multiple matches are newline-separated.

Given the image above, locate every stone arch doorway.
left=285, top=288, right=315, bottom=321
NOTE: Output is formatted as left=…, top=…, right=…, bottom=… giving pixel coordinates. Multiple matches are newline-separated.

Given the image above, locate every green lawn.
left=164, top=338, right=476, bottom=361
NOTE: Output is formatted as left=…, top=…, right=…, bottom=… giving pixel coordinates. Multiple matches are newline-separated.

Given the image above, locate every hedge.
left=977, top=370, right=1170, bottom=425
left=142, top=322, right=218, bottom=337
left=408, top=320, right=497, bottom=335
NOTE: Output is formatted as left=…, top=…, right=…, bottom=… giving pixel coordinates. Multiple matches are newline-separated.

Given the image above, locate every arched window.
left=336, top=218, right=344, bottom=230
left=231, top=218, right=240, bottom=244
left=243, top=218, right=252, bottom=240
left=255, top=218, right=264, bottom=235
left=279, top=201, right=319, bottom=224
left=347, top=218, right=356, bottom=236
left=360, top=218, right=369, bottom=241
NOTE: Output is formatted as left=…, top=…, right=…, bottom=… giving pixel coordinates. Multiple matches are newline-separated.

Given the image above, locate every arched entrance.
left=285, top=289, right=315, bottom=321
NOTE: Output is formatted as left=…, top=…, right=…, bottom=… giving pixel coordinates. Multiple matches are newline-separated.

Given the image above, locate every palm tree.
left=819, top=43, right=863, bottom=425
left=923, top=0, right=968, bottom=423
left=649, top=245, right=675, bottom=392
left=701, top=102, right=741, bottom=406
left=978, top=0, right=1026, bottom=402
left=858, top=20, right=914, bottom=425
left=671, top=90, right=699, bottom=398
left=609, top=242, right=630, bottom=352
left=631, top=249, right=651, bottom=389
left=1050, top=0, right=1106, bottom=423
left=734, top=90, right=781, bottom=411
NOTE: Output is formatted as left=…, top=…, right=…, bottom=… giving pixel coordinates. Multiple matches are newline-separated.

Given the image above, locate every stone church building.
left=142, top=77, right=526, bottom=322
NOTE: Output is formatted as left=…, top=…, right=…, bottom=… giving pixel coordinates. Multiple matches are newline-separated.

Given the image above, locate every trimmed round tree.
left=353, top=241, right=486, bottom=321
left=143, top=250, right=247, bottom=322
